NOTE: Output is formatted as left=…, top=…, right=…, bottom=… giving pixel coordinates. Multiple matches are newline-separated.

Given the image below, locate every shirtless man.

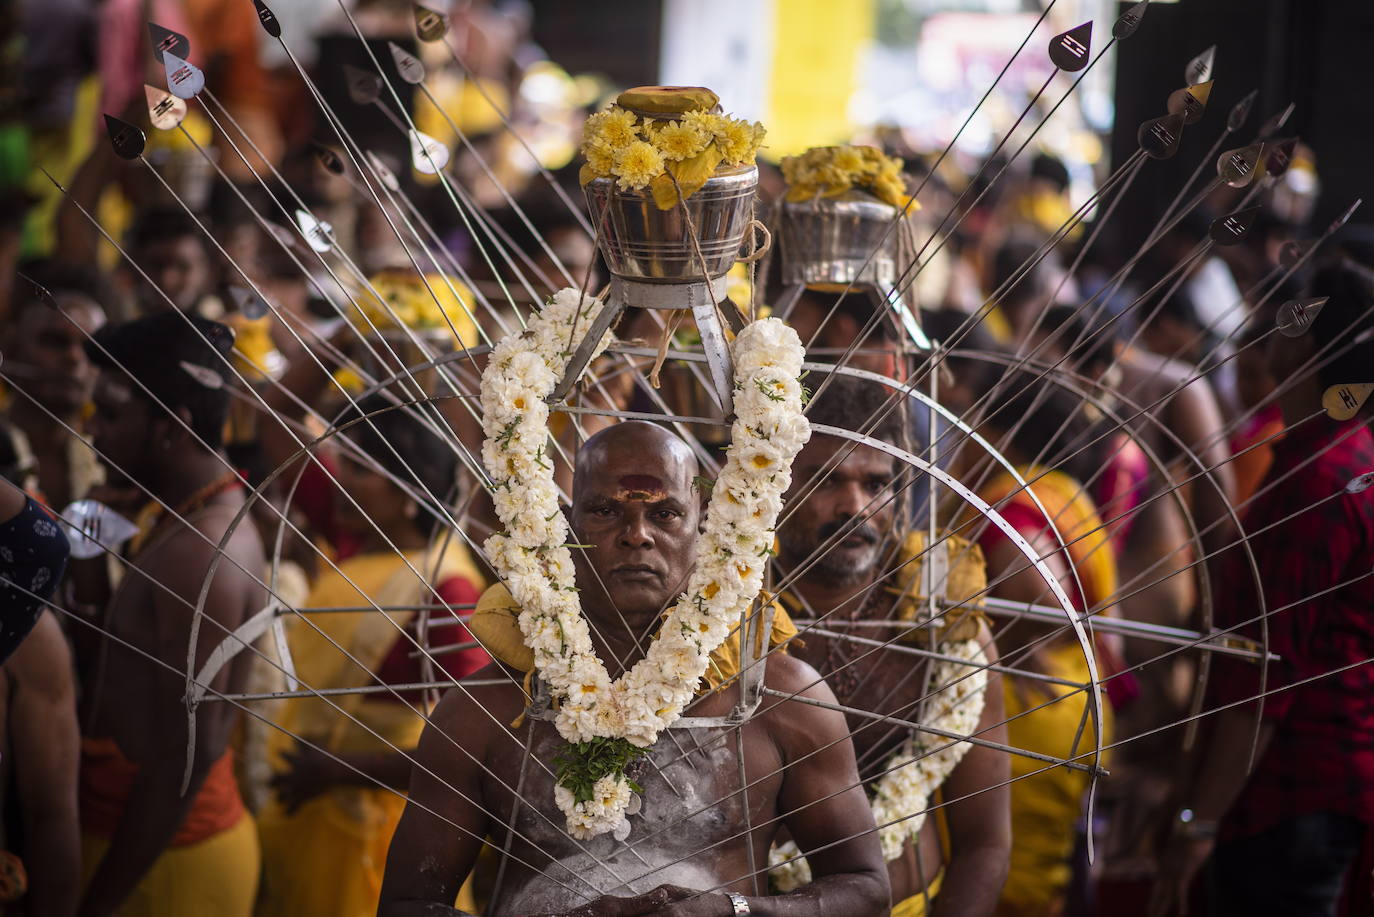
left=73, top=312, right=265, bottom=917
left=775, top=379, right=1010, bottom=916
left=380, top=422, right=891, bottom=917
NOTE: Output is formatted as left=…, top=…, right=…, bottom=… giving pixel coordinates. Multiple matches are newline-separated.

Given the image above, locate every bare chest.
left=796, top=634, right=932, bottom=777
left=481, top=709, right=781, bottom=915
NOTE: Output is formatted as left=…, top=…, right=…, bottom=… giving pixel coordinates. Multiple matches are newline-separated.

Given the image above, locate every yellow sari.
left=972, top=468, right=1116, bottom=915
left=256, top=541, right=484, bottom=917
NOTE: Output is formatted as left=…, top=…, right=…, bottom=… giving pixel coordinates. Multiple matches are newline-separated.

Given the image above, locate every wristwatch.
left=726, top=891, right=751, bottom=914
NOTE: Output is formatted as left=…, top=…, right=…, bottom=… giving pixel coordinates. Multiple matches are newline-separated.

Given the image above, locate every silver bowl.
left=584, top=164, right=759, bottom=283
left=779, top=193, right=902, bottom=288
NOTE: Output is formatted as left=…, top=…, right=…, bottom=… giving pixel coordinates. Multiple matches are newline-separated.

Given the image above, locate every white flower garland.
left=479, top=288, right=810, bottom=839
left=768, top=638, right=988, bottom=890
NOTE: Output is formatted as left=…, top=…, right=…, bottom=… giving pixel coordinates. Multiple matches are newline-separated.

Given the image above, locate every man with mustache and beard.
left=775, top=376, right=1010, bottom=917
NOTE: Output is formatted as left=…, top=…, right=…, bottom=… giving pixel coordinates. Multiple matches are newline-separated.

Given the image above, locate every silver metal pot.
left=584, top=164, right=759, bottom=284
left=779, top=192, right=901, bottom=288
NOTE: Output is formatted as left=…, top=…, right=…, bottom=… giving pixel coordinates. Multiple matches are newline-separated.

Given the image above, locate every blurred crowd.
left=0, top=2, right=1371, bottom=917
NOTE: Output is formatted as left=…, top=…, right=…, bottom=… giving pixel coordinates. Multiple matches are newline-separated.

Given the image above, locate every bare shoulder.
left=760, top=650, right=832, bottom=703
left=756, top=651, right=853, bottom=762
left=6, top=611, right=74, bottom=699
left=428, top=662, right=530, bottom=754
left=140, top=502, right=264, bottom=604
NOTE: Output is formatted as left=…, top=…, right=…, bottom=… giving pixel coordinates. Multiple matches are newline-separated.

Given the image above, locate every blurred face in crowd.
left=780, top=435, right=897, bottom=586
left=135, top=235, right=214, bottom=313
left=787, top=292, right=905, bottom=379
left=333, top=447, right=422, bottom=543
left=88, top=371, right=156, bottom=487
left=14, top=294, right=106, bottom=415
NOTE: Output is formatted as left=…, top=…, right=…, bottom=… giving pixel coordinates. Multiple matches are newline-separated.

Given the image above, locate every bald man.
left=380, top=422, right=890, bottom=917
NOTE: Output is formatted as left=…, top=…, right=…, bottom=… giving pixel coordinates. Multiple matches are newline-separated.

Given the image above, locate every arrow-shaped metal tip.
left=103, top=113, right=146, bottom=160
left=1049, top=21, right=1094, bottom=72
left=1257, top=102, right=1296, bottom=139
left=1185, top=44, right=1216, bottom=85
left=1227, top=89, right=1258, bottom=132
left=1112, top=0, right=1149, bottom=40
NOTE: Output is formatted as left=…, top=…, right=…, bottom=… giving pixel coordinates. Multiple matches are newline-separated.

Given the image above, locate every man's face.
left=14, top=296, right=105, bottom=414
left=137, top=236, right=213, bottom=312
left=788, top=296, right=904, bottom=379
left=571, top=444, right=700, bottom=623
left=779, top=436, right=897, bottom=585
left=87, top=371, right=154, bottom=487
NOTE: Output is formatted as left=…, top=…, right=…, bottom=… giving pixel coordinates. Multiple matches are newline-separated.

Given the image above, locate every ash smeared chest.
left=490, top=721, right=749, bottom=916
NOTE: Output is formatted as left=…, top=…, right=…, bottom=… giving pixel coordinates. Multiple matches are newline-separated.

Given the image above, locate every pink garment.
left=1091, top=430, right=1150, bottom=556
left=99, top=0, right=192, bottom=121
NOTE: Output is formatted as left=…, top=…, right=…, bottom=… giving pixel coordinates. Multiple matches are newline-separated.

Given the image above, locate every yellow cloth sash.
left=974, top=466, right=1117, bottom=612
left=892, top=867, right=945, bottom=917
left=82, top=814, right=259, bottom=917
left=887, top=530, right=989, bottom=642
left=468, top=583, right=797, bottom=693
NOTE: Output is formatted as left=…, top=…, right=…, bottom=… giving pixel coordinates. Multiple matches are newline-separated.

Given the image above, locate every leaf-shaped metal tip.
left=414, top=3, right=449, bottom=42
left=144, top=84, right=187, bottom=131
left=1185, top=44, right=1216, bottom=85
left=1346, top=471, right=1374, bottom=494
left=1049, top=21, right=1093, bottom=72
left=1324, top=383, right=1373, bottom=422
left=409, top=129, right=450, bottom=174
left=1167, top=82, right=1212, bottom=125
left=1261, top=136, right=1299, bottom=178
left=310, top=141, right=345, bottom=175
left=253, top=0, right=281, bottom=38
left=1208, top=205, right=1261, bottom=246
left=104, top=113, right=146, bottom=160
left=1257, top=102, right=1296, bottom=139
left=1278, top=240, right=1309, bottom=269
left=388, top=41, right=426, bottom=84
left=1330, top=199, right=1363, bottom=231
left=1217, top=143, right=1264, bottom=187
left=164, top=52, right=205, bottom=100
left=343, top=64, right=382, bottom=106
left=1276, top=297, right=1328, bottom=337
left=1138, top=111, right=1186, bottom=159
left=365, top=151, right=401, bottom=192
left=1227, top=89, right=1258, bottom=132
left=1113, top=0, right=1149, bottom=40
left=147, top=21, right=190, bottom=64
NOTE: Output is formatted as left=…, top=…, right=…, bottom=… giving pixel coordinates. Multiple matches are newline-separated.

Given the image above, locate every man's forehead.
left=801, top=434, right=895, bottom=469
left=580, top=451, right=691, bottom=498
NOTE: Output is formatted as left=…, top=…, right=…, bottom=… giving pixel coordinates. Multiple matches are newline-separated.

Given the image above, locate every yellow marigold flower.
left=873, top=174, right=912, bottom=210
left=833, top=146, right=865, bottom=176
left=716, top=117, right=762, bottom=163
left=683, top=110, right=727, bottom=138
left=597, top=107, right=640, bottom=147
left=612, top=140, right=665, bottom=190
left=582, top=137, right=614, bottom=176
left=651, top=119, right=709, bottom=161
